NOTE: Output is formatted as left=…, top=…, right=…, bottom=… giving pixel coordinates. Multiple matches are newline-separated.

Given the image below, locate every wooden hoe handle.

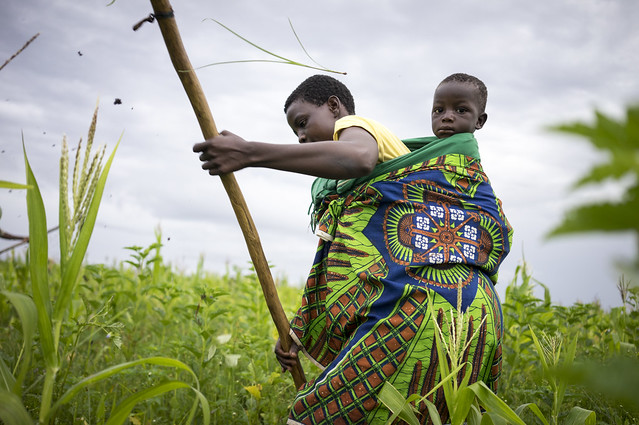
left=149, top=0, right=306, bottom=389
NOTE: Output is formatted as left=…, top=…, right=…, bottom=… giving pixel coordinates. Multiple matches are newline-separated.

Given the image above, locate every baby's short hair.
left=439, top=73, right=488, bottom=113
left=284, top=74, right=356, bottom=115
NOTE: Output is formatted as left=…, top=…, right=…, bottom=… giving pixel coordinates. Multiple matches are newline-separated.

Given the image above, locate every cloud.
left=1, top=0, right=638, bottom=309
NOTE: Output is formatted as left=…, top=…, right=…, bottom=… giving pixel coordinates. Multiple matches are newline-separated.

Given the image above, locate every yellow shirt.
left=333, top=115, right=410, bottom=163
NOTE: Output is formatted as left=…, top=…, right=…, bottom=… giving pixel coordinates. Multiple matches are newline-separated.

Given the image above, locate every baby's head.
left=431, top=73, right=488, bottom=139
left=284, top=75, right=355, bottom=143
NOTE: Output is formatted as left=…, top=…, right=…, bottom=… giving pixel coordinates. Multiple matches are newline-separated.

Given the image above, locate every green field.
left=1, top=245, right=638, bottom=423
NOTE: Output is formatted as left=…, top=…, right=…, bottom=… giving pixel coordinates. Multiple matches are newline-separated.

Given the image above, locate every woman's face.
left=286, top=99, right=337, bottom=144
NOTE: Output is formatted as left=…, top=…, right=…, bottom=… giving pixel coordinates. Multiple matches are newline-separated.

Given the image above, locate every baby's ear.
left=476, top=112, right=488, bottom=130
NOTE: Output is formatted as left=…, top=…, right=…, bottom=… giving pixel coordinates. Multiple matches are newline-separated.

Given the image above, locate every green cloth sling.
left=310, top=132, right=481, bottom=226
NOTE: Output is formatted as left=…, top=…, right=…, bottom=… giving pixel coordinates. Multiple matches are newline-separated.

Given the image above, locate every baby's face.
left=286, top=99, right=336, bottom=144
left=431, top=82, right=486, bottom=139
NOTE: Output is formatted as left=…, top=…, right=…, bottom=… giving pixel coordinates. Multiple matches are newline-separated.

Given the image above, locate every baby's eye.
left=432, top=107, right=443, bottom=114
left=456, top=107, right=468, bottom=113
left=297, top=119, right=307, bottom=128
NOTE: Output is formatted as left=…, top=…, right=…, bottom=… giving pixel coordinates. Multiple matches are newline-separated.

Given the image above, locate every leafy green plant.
left=547, top=104, right=639, bottom=280
left=547, top=105, right=639, bottom=237
left=0, top=105, right=210, bottom=424
left=528, top=328, right=592, bottom=425
left=502, top=261, right=639, bottom=424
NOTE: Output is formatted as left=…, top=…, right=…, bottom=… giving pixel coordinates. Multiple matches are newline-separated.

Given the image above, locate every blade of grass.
left=286, top=18, right=328, bottom=70
left=0, top=390, right=33, bottom=425
left=556, top=334, right=579, bottom=415
left=427, top=295, right=457, bottom=414
left=0, top=181, right=31, bottom=189
left=197, top=19, right=346, bottom=75
left=423, top=399, right=444, bottom=425
left=104, top=381, right=191, bottom=425
left=23, top=138, right=59, bottom=423
left=1, top=291, right=37, bottom=395
left=184, top=387, right=211, bottom=425
left=47, top=356, right=199, bottom=420
left=378, top=381, right=420, bottom=425
left=23, top=139, right=53, bottom=319
left=0, top=358, right=16, bottom=392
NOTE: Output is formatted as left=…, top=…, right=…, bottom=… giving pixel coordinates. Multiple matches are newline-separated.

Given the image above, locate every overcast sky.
left=1, top=0, right=638, bottom=309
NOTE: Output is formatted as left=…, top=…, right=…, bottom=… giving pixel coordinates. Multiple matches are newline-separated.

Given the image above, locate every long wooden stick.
left=148, top=0, right=306, bottom=389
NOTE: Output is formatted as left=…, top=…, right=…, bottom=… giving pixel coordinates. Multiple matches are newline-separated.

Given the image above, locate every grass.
left=0, top=242, right=307, bottom=424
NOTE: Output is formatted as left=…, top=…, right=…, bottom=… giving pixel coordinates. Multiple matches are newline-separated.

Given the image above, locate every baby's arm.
left=193, top=127, right=378, bottom=179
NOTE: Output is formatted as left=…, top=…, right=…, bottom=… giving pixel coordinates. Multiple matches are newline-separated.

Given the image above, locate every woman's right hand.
left=274, top=337, right=300, bottom=373
left=193, top=130, right=251, bottom=175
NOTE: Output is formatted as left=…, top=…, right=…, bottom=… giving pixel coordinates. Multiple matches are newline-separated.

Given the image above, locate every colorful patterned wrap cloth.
left=288, top=133, right=513, bottom=425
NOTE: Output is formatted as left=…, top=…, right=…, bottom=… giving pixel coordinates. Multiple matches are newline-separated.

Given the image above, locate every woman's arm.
left=193, top=127, right=379, bottom=179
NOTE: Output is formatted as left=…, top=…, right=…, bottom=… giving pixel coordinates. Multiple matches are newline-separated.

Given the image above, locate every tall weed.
left=0, top=106, right=209, bottom=424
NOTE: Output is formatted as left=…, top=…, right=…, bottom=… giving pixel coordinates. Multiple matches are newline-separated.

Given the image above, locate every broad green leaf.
left=1, top=291, right=37, bottom=394
left=184, top=387, right=211, bottom=425
left=467, top=381, right=526, bottom=425
left=480, top=412, right=507, bottom=425
left=466, top=404, right=482, bottom=425
left=450, top=387, right=475, bottom=425
left=0, top=390, right=33, bottom=425
left=547, top=104, right=639, bottom=241
left=563, top=406, right=596, bottom=425
left=423, top=398, right=443, bottom=425
left=479, top=414, right=494, bottom=425
left=514, top=403, right=550, bottom=425
left=22, top=141, right=57, bottom=371
left=546, top=196, right=639, bottom=237
left=550, top=106, right=637, bottom=152
left=573, top=158, right=639, bottom=187
left=377, top=381, right=420, bottom=425
left=105, top=380, right=190, bottom=425
left=0, top=180, right=31, bottom=190
left=53, top=137, right=120, bottom=325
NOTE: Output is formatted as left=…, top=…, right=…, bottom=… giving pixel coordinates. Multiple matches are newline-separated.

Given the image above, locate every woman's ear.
left=475, top=112, right=488, bottom=130
left=327, top=95, right=342, bottom=118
